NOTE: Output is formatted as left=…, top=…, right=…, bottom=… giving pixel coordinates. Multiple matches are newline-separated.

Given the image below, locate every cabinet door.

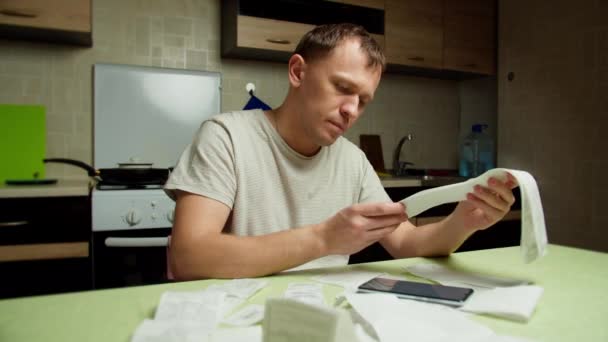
left=0, top=0, right=91, bottom=45
left=0, top=195, right=92, bottom=298
left=443, top=0, right=496, bottom=75
left=385, top=0, right=443, bottom=69
left=222, top=0, right=385, bottom=63
left=0, top=196, right=90, bottom=245
left=237, top=16, right=385, bottom=53
left=237, top=15, right=315, bottom=53
left=327, top=0, right=385, bottom=10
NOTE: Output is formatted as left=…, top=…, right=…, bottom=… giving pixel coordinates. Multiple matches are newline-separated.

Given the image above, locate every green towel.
left=0, top=104, right=46, bottom=184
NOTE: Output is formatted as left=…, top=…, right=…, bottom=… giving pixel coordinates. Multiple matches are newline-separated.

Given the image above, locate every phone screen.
left=358, top=278, right=474, bottom=304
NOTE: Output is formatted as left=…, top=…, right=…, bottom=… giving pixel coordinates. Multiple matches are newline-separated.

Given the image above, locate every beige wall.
left=498, top=0, right=608, bottom=251
left=0, top=0, right=462, bottom=179
left=459, top=77, right=497, bottom=145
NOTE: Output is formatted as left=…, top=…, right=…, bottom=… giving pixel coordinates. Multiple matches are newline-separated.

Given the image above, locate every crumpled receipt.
left=400, top=168, right=548, bottom=263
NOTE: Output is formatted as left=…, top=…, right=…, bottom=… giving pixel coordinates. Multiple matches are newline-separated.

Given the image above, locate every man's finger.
left=473, top=185, right=501, bottom=210
left=506, top=172, right=518, bottom=189
left=467, top=192, right=504, bottom=219
left=352, top=202, right=406, bottom=217
left=487, top=178, right=516, bottom=205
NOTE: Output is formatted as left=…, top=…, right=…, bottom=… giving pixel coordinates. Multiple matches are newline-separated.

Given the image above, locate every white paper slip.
left=206, top=278, right=268, bottom=299
left=345, top=293, right=534, bottom=342
left=220, top=296, right=245, bottom=318
left=399, top=168, right=548, bottom=263
left=130, top=319, right=211, bottom=342
left=311, top=270, right=385, bottom=291
left=461, top=285, right=544, bottom=322
left=284, top=282, right=326, bottom=306
left=263, top=298, right=358, bottom=342
left=346, top=293, right=494, bottom=342
left=211, top=326, right=262, bottom=342
left=405, top=263, right=530, bottom=289
left=223, top=304, right=265, bottom=327
left=154, top=290, right=225, bottom=330
left=472, top=335, right=539, bottom=342
left=353, top=324, right=378, bottom=342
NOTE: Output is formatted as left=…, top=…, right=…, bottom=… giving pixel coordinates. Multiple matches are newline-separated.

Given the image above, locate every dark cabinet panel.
left=0, top=195, right=92, bottom=298
left=0, top=196, right=90, bottom=245
left=0, top=258, right=91, bottom=299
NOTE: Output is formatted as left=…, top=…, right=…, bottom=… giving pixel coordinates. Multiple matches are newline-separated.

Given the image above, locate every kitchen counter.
left=380, top=175, right=467, bottom=188
left=0, top=245, right=606, bottom=342
left=380, top=177, right=423, bottom=188
left=0, top=178, right=93, bottom=198
left=0, top=175, right=453, bottom=197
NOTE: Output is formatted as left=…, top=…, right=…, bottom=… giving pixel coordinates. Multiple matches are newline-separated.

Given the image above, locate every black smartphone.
left=357, top=277, right=474, bottom=307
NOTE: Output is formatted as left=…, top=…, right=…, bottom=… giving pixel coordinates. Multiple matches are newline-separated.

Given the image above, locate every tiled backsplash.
left=345, top=75, right=461, bottom=171
left=0, top=0, right=469, bottom=179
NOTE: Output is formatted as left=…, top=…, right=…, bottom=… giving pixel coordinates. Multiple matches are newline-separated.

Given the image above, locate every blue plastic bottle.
left=459, top=124, right=495, bottom=177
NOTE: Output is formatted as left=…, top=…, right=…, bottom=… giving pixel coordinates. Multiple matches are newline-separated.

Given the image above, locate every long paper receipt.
left=400, top=168, right=547, bottom=263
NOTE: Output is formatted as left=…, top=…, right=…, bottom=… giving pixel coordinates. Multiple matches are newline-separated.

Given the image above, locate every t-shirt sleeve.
left=357, top=152, right=391, bottom=204
left=164, top=120, right=237, bottom=208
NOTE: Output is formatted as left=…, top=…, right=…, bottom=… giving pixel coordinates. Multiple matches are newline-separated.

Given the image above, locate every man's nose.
left=339, top=96, right=359, bottom=121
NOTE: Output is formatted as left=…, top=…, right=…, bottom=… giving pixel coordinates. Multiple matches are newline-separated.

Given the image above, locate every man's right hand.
left=316, top=202, right=408, bottom=255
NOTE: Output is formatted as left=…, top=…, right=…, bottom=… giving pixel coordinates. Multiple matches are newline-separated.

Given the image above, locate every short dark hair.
left=294, top=23, right=386, bottom=71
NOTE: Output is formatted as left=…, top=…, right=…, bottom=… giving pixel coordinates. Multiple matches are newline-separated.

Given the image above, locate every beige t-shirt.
left=164, top=109, right=390, bottom=270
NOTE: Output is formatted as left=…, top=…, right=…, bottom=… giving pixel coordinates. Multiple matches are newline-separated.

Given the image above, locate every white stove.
left=91, top=63, right=221, bottom=233
left=91, top=63, right=221, bottom=289
left=92, top=189, right=175, bottom=232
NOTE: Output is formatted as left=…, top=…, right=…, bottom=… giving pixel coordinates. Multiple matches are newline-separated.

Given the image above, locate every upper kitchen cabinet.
left=221, top=0, right=385, bottom=63
left=385, top=0, right=496, bottom=77
left=443, top=0, right=496, bottom=75
left=0, top=0, right=92, bottom=46
left=385, top=0, right=444, bottom=70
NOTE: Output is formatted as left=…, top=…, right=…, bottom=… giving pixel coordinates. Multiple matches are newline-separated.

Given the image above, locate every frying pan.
left=43, top=158, right=169, bottom=185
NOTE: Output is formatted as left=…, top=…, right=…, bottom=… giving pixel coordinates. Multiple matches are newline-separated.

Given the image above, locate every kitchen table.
left=0, top=244, right=606, bottom=342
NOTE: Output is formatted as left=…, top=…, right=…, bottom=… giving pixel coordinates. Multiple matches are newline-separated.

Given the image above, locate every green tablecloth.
left=0, top=244, right=606, bottom=341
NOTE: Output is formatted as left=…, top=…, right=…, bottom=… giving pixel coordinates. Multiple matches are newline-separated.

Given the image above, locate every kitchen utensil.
left=359, top=134, right=386, bottom=172
left=43, top=158, right=169, bottom=185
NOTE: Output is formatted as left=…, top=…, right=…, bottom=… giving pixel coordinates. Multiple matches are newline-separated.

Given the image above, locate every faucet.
left=392, top=134, right=414, bottom=176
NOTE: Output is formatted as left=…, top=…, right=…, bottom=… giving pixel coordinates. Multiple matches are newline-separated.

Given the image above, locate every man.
left=164, top=23, right=516, bottom=280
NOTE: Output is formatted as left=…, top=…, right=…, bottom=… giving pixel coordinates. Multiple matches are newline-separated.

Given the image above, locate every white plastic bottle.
left=459, top=124, right=495, bottom=177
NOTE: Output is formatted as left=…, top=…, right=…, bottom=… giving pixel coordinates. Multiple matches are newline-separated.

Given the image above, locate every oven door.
left=92, top=228, right=171, bottom=289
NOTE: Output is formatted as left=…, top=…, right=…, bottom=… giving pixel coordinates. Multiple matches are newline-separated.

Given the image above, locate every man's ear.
left=287, top=54, right=306, bottom=88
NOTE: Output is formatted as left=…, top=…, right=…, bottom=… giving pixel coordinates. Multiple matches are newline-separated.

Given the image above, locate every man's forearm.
left=382, top=215, right=477, bottom=259
left=413, top=214, right=477, bottom=256
left=170, top=224, right=328, bottom=279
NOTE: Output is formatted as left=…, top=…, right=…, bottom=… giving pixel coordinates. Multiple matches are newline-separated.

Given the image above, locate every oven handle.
left=104, top=237, right=169, bottom=247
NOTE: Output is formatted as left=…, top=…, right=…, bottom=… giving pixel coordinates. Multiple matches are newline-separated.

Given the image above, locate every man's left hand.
left=451, top=173, right=518, bottom=231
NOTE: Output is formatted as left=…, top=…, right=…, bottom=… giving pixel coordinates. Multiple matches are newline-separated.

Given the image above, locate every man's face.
left=293, top=38, right=382, bottom=148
